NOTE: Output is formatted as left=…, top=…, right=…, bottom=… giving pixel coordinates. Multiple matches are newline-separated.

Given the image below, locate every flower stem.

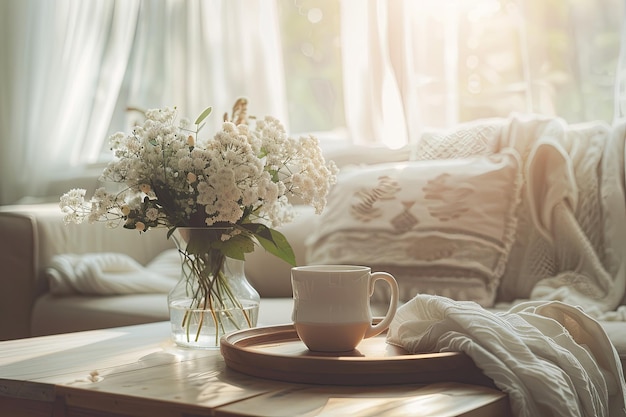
left=169, top=227, right=259, bottom=347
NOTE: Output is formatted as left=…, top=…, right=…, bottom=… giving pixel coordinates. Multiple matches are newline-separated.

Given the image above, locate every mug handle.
left=364, top=272, right=399, bottom=339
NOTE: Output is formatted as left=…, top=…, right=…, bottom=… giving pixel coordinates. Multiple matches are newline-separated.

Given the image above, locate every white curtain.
left=339, top=0, right=409, bottom=149
left=0, top=0, right=140, bottom=204
left=122, top=0, right=287, bottom=135
left=614, top=3, right=626, bottom=120
left=0, top=0, right=286, bottom=205
left=340, top=0, right=625, bottom=147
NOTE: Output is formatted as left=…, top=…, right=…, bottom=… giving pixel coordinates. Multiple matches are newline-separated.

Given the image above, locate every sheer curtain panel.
left=0, top=0, right=140, bottom=204
left=339, top=0, right=625, bottom=147
left=0, top=0, right=286, bottom=205
left=121, top=0, right=287, bottom=136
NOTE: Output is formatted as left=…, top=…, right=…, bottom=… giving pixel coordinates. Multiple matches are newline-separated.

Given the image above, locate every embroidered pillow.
left=306, top=149, right=523, bottom=307
left=414, top=119, right=505, bottom=160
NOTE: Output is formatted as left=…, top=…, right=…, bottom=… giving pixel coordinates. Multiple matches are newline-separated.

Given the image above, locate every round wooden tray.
left=220, top=324, right=492, bottom=386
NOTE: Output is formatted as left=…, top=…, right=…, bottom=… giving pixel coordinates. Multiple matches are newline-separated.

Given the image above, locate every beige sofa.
left=2, top=115, right=626, bottom=376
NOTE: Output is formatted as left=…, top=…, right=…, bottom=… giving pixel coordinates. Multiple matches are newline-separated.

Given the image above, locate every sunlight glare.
left=307, top=8, right=323, bottom=24
left=404, top=0, right=503, bottom=22
left=0, top=330, right=128, bottom=366
left=382, top=73, right=408, bottom=149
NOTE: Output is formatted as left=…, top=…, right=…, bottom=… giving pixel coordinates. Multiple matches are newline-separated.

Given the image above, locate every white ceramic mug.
left=291, top=265, right=399, bottom=352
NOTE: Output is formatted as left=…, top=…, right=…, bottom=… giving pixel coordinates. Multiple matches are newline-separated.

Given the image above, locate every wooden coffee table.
left=0, top=321, right=510, bottom=417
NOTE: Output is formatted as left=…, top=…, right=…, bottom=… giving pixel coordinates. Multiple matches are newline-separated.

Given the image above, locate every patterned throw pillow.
left=413, top=119, right=505, bottom=160
left=306, top=149, right=523, bottom=307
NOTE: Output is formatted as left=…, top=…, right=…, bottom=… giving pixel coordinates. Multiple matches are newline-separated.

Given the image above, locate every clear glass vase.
left=167, top=228, right=260, bottom=349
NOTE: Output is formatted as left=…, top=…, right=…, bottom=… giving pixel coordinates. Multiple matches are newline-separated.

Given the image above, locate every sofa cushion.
left=31, top=293, right=171, bottom=336
left=46, top=250, right=181, bottom=295
left=414, top=118, right=505, bottom=160
left=31, top=294, right=295, bottom=337
left=306, top=150, right=523, bottom=307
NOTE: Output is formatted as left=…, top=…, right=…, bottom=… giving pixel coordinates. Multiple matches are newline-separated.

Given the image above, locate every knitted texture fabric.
left=388, top=294, right=626, bottom=417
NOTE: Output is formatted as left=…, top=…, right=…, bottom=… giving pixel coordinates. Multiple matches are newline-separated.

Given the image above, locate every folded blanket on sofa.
left=496, top=116, right=626, bottom=320
left=387, top=294, right=626, bottom=417
left=46, top=249, right=181, bottom=295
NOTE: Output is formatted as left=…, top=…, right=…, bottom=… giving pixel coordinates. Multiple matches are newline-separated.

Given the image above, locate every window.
left=277, top=0, right=345, bottom=135
left=101, top=0, right=347, bottom=164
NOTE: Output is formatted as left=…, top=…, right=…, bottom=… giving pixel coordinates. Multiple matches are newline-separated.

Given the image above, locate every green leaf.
left=215, top=233, right=255, bottom=261
left=242, top=223, right=296, bottom=266
left=152, top=180, right=177, bottom=218
left=194, top=107, right=213, bottom=125
left=241, top=222, right=271, bottom=240
left=268, top=168, right=280, bottom=183
left=185, top=231, right=216, bottom=255
left=261, top=229, right=296, bottom=266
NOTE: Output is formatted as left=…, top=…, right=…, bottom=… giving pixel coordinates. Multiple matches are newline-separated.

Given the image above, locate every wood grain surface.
left=0, top=321, right=509, bottom=417
left=221, top=324, right=496, bottom=386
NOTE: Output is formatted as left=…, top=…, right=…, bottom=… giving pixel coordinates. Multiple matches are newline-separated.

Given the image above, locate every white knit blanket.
left=495, top=115, right=626, bottom=320
left=387, top=294, right=626, bottom=417
left=46, top=249, right=181, bottom=295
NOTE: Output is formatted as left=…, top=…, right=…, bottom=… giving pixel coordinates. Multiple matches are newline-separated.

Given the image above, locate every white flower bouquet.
left=60, top=98, right=337, bottom=265
left=60, top=98, right=338, bottom=346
